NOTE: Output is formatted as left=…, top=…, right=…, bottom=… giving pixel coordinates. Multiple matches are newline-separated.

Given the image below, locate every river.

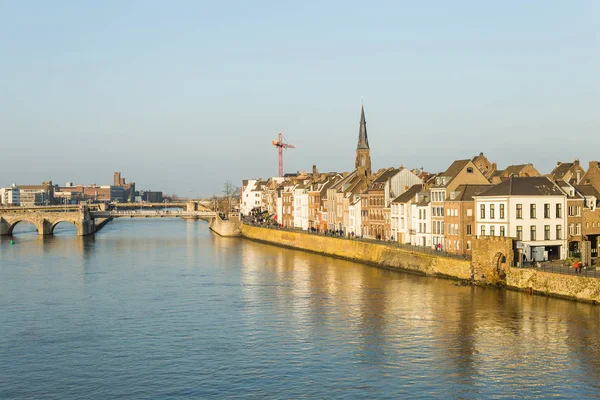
left=1, top=219, right=599, bottom=399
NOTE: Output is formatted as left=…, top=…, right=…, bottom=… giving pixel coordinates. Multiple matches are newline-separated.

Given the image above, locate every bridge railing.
left=91, top=210, right=216, bottom=217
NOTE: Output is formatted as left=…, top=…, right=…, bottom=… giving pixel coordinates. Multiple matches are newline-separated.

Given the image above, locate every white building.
left=348, top=197, right=361, bottom=236
left=293, top=185, right=309, bottom=229
left=391, top=184, right=424, bottom=244
left=474, top=176, right=568, bottom=261
left=240, top=179, right=265, bottom=215
left=0, top=185, right=20, bottom=206
left=415, top=192, right=432, bottom=247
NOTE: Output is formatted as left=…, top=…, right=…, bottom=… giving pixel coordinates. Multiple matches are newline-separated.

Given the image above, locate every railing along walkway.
left=243, top=221, right=472, bottom=261
left=517, top=262, right=598, bottom=278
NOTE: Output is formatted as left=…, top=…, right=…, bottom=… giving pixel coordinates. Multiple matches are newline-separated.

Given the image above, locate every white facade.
left=349, top=198, right=361, bottom=236
left=474, top=195, right=568, bottom=261
left=0, top=186, right=20, bottom=206
left=293, top=187, right=309, bottom=230
left=415, top=201, right=432, bottom=247
left=391, top=196, right=420, bottom=244
left=276, top=197, right=283, bottom=225
left=240, top=180, right=264, bottom=215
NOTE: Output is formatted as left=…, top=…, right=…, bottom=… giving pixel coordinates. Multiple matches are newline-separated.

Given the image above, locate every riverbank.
left=241, top=224, right=472, bottom=280
left=240, top=224, right=600, bottom=304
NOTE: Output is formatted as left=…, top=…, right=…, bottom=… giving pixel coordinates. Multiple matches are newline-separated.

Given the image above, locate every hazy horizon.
left=1, top=1, right=598, bottom=196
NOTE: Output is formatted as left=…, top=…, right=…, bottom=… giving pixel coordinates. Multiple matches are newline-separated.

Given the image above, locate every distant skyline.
left=1, top=1, right=598, bottom=196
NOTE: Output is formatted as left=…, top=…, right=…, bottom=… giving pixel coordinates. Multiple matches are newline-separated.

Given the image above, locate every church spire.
left=357, top=104, right=369, bottom=150
left=355, top=104, right=372, bottom=176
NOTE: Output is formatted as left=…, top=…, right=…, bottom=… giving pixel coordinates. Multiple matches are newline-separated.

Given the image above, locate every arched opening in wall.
left=51, top=221, right=77, bottom=236
left=10, top=221, right=38, bottom=236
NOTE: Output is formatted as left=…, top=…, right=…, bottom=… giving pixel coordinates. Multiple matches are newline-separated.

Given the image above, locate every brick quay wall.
left=239, top=225, right=600, bottom=304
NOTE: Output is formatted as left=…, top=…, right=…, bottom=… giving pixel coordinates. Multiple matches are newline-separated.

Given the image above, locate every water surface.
left=1, top=220, right=599, bottom=399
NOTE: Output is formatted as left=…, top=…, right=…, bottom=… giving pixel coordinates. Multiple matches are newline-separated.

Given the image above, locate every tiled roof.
left=372, top=168, right=399, bottom=184
left=477, top=177, right=563, bottom=197
left=575, top=185, right=600, bottom=198
left=550, top=162, right=574, bottom=180
left=392, top=184, right=423, bottom=203
left=451, top=184, right=494, bottom=201
left=433, top=160, right=470, bottom=187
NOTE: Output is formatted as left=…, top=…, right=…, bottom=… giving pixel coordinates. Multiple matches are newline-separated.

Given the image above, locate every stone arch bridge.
left=0, top=206, right=223, bottom=236
left=0, top=207, right=96, bottom=236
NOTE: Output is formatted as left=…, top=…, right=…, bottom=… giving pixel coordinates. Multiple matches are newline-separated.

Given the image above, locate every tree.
left=222, top=180, right=239, bottom=212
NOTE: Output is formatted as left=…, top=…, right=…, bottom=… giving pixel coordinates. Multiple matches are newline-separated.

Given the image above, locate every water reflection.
left=238, top=240, right=600, bottom=398
left=1, top=221, right=600, bottom=399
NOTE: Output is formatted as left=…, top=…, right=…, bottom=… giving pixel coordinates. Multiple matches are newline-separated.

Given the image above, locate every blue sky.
left=1, top=1, right=598, bottom=197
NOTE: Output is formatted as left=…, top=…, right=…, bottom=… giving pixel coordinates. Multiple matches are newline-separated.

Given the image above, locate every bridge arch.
left=49, top=219, right=79, bottom=235
left=6, top=219, right=40, bottom=235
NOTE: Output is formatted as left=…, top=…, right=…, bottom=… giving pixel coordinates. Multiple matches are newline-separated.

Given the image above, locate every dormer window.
left=467, top=167, right=473, bottom=173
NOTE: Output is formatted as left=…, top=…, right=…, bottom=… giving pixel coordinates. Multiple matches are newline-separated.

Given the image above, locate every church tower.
left=355, top=105, right=372, bottom=176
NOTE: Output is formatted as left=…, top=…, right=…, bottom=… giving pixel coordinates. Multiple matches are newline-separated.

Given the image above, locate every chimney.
left=491, top=162, right=497, bottom=171
left=312, top=165, right=318, bottom=181
left=590, top=161, right=599, bottom=169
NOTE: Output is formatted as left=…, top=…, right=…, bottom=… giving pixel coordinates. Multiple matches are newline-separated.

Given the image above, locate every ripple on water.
left=1, top=220, right=600, bottom=399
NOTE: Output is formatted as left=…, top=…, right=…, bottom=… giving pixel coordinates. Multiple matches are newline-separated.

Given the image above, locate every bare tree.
left=222, top=180, right=239, bottom=212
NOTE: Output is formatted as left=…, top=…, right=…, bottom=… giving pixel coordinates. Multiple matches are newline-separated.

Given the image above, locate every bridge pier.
left=0, top=218, right=9, bottom=236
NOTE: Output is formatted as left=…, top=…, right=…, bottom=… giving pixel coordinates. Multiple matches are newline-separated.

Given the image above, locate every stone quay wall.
left=240, top=224, right=472, bottom=279
left=209, top=216, right=242, bottom=237
left=506, top=268, right=600, bottom=303
left=239, top=224, right=600, bottom=304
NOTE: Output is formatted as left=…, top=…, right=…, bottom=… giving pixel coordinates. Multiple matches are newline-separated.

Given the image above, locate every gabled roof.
left=550, top=162, right=575, bottom=180
left=392, top=184, right=423, bottom=203
left=433, top=160, right=471, bottom=188
left=477, top=176, right=563, bottom=197
left=450, top=184, right=494, bottom=201
left=371, top=168, right=399, bottom=185
left=504, top=164, right=529, bottom=176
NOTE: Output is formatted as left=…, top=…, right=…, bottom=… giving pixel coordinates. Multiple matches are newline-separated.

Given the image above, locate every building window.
left=467, top=208, right=472, bottom=217
left=480, top=204, right=485, bottom=219
left=500, top=204, right=505, bottom=219
left=490, top=226, right=495, bottom=236
left=516, top=204, right=523, bottom=219
left=490, top=204, right=495, bottom=219
left=556, top=225, right=562, bottom=240
left=467, top=167, right=473, bottom=173
left=576, top=224, right=581, bottom=236
left=556, top=203, right=562, bottom=218
left=517, top=226, right=523, bottom=240
left=500, top=226, right=505, bottom=237
left=544, top=204, right=550, bottom=218
left=569, top=224, right=574, bottom=236
left=530, top=204, right=536, bottom=219
left=530, top=226, right=536, bottom=241
left=481, top=226, right=486, bottom=237
left=544, top=225, right=550, bottom=240
left=466, top=224, right=472, bottom=235
left=576, top=206, right=582, bottom=217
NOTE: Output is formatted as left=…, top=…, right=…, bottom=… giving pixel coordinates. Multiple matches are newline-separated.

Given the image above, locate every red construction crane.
left=272, top=132, right=295, bottom=177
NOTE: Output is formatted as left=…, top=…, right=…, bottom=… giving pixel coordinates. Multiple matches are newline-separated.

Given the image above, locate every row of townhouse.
left=388, top=157, right=600, bottom=263
left=242, top=156, right=600, bottom=263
